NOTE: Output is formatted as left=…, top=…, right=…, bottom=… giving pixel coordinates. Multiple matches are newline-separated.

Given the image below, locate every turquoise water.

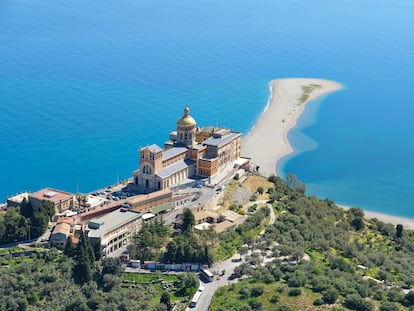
left=1, top=1, right=414, bottom=217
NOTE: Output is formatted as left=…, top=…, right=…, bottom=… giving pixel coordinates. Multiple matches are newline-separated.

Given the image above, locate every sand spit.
left=241, top=78, right=342, bottom=177
left=241, top=78, right=414, bottom=229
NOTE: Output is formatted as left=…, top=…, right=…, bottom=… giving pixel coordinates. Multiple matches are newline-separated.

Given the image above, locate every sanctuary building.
left=132, top=107, right=242, bottom=192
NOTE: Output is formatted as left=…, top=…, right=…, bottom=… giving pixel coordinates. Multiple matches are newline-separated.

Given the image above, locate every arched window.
left=142, top=165, right=153, bottom=175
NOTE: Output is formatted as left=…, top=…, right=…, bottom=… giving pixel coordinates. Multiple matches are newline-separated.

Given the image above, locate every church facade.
left=132, top=107, right=242, bottom=192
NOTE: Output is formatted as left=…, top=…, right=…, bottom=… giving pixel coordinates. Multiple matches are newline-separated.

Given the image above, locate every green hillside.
left=211, top=174, right=414, bottom=311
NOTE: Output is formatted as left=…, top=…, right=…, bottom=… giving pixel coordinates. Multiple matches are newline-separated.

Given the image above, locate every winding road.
left=187, top=201, right=276, bottom=311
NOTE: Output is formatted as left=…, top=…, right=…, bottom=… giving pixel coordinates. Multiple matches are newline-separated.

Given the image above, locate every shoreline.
left=339, top=205, right=414, bottom=230
left=241, top=78, right=342, bottom=178
left=241, top=77, right=414, bottom=230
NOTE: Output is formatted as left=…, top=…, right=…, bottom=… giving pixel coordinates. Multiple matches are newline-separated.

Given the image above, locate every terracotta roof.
left=52, top=222, right=71, bottom=236
left=57, top=217, right=75, bottom=225
left=30, top=188, right=73, bottom=203
left=73, top=201, right=122, bottom=220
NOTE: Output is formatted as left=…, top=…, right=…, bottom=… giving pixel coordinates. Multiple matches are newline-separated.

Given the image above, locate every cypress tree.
left=20, top=198, right=33, bottom=218
left=64, top=236, right=76, bottom=257
left=182, top=208, right=195, bottom=233
left=74, top=231, right=95, bottom=284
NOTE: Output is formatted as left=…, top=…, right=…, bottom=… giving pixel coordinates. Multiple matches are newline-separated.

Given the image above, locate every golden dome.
left=176, top=106, right=196, bottom=126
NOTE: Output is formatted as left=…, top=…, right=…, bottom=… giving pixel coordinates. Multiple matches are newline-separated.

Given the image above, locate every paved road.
left=36, top=224, right=54, bottom=243
left=186, top=202, right=276, bottom=310
left=186, top=254, right=245, bottom=311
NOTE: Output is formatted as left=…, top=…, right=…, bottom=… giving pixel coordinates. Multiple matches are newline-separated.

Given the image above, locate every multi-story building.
left=132, top=107, right=242, bottom=192
left=6, top=192, right=29, bottom=208
left=29, top=188, right=74, bottom=214
left=87, top=209, right=142, bottom=257
left=126, top=189, right=172, bottom=214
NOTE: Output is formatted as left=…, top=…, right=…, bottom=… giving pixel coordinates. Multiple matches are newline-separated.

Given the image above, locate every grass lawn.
left=0, top=257, right=34, bottom=267
left=122, top=272, right=181, bottom=283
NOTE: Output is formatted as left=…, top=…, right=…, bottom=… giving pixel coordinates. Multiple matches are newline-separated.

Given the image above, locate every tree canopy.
left=181, top=208, right=195, bottom=233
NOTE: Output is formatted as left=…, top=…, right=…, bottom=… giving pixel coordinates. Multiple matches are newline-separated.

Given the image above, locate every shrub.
left=344, top=294, right=375, bottom=311
left=287, top=273, right=306, bottom=288
left=406, top=291, right=414, bottom=306
left=276, top=286, right=285, bottom=293
left=322, top=288, right=339, bottom=304
left=313, top=298, right=324, bottom=306
left=239, top=287, right=250, bottom=299
left=274, top=305, right=294, bottom=311
left=250, top=286, right=264, bottom=297
left=387, top=287, right=403, bottom=303
left=248, top=205, right=257, bottom=213
left=344, top=294, right=361, bottom=310
left=288, top=288, right=301, bottom=297
left=269, top=294, right=279, bottom=304
left=380, top=301, right=399, bottom=311
left=248, top=299, right=262, bottom=311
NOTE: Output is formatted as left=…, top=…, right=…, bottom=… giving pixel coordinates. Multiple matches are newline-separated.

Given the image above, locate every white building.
left=87, top=209, right=142, bottom=257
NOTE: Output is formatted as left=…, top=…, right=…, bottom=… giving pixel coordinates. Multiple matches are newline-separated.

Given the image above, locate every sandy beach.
left=340, top=205, right=414, bottom=230
left=364, top=211, right=414, bottom=230
left=242, top=77, right=414, bottom=229
left=241, top=78, right=342, bottom=178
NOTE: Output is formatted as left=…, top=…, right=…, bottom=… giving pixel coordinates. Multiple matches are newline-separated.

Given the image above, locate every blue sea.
left=1, top=0, right=414, bottom=217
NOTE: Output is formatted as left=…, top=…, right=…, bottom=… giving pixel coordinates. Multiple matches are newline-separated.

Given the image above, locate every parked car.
left=228, top=273, right=236, bottom=280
